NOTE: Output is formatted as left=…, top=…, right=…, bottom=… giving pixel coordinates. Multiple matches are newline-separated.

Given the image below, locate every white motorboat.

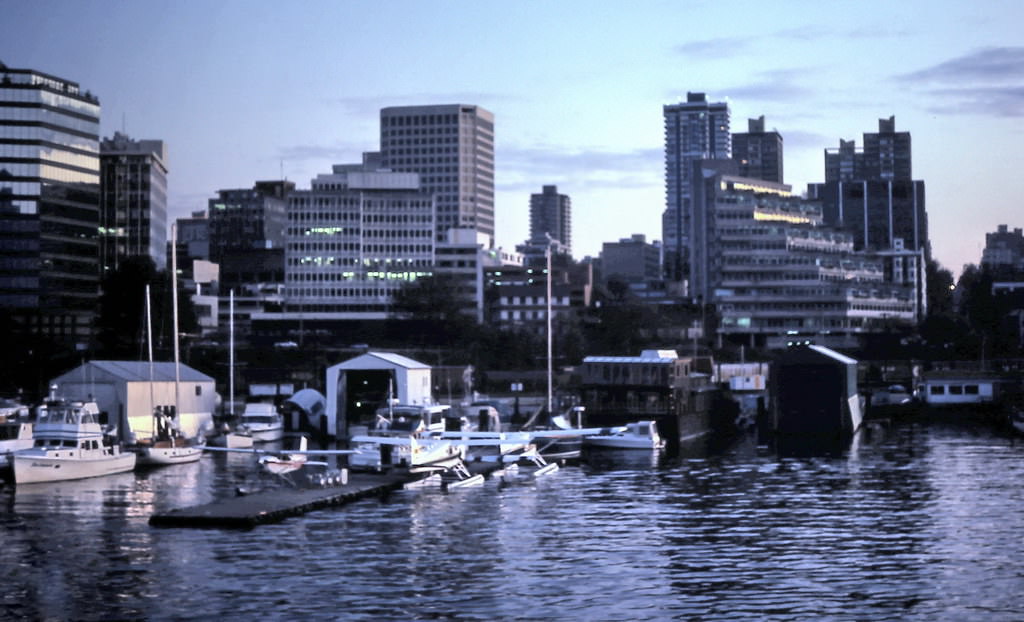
left=239, top=402, right=285, bottom=442
left=583, top=420, right=664, bottom=450
left=12, top=399, right=136, bottom=484
left=0, top=399, right=34, bottom=472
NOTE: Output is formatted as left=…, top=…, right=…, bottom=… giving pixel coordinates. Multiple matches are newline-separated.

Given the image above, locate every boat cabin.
left=917, top=372, right=1016, bottom=407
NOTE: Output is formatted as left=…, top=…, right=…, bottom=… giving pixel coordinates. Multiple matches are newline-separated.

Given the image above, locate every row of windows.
left=0, top=106, right=100, bottom=134
left=0, top=163, right=99, bottom=183
left=0, top=125, right=98, bottom=151
left=0, top=143, right=99, bottom=168
left=0, top=86, right=100, bottom=117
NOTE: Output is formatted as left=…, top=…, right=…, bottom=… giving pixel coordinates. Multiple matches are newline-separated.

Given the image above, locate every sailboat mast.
left=146, top=284, right=155, bottom=423
left=546, top=241, right=553, bottom=418
left=229, top=288, right=235, bottom=417
left=171, top=222, right=181, bottom=416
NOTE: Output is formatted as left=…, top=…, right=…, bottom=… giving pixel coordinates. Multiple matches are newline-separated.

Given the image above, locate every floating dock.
left=149, top=462, right=502, bottom=529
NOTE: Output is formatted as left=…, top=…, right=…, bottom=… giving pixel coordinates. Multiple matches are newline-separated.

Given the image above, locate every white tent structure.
left=51, top=360, right=217, bottom=441
left=324, top=352, right=433, bottom=438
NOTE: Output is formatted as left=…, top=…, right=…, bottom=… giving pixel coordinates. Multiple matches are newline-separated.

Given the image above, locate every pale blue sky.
left=3, top=0, right=1023, bottom=276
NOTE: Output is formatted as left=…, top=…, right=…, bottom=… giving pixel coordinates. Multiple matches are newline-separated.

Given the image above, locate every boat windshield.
left=242, top=415, right=278, bottom=424
left=38, top=406, right=98, bottom=425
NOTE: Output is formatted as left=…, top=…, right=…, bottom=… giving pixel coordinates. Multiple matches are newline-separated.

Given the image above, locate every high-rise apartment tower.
left=663, top=92, right=730, bottom=286
left=529, top=185, right=572, bottom=254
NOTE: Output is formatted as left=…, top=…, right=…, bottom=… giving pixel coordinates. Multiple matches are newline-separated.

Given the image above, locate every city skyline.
left=3, top=1, right=1022, bottom=277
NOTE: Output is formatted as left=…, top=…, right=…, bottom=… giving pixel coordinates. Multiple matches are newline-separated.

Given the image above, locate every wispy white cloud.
left=496, top=145, right=661, bottom=193
left=673, top=37, right=751, bottom=59
left=897, top=47, right=1024, bottom=117
left=899, top=47, right=1024, bottom=83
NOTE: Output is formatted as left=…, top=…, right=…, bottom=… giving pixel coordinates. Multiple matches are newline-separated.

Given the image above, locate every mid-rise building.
left=599, top=234, right=664, bottom=299
left=691, top=166, right=920, bottom=349
left=808, top=117, right=928, bottom=255
left=981, top=224, right=1024, bottom=274
left=99, top=132, right=168, bottom=273
left=281, top=163, right=434, bottom=319
left=380, top=104, right=495, bottom=243
left=207, top=180, right=291, bottom=263
left=662, top=92, right=730, bottom=285
left=731, top=116, right=783, bottom=184
left=529, top=185, right=572, bottom=253
left=0, top=64, right=101, bottom=342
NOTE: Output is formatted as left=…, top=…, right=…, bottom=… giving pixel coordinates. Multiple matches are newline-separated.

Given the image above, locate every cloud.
left=276, top=143, right=368, bottom=163
left=329, top=93, right=518, bottom=117
left=673, top=37, right=751, bottom=59
left=896, top=47, right=1024, bottom=117
left=920, top=85, right=1024, bottom=118
left=496, top=145, right=662, bottom=193
left=899, top=47, right=1024, bottom=83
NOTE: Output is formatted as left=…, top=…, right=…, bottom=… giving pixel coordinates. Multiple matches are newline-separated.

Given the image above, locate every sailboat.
left=134, top=228, right=204, bottom=466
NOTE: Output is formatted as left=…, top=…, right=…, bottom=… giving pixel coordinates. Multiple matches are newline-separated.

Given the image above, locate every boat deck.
left=149, top=461, right=502, bottom=529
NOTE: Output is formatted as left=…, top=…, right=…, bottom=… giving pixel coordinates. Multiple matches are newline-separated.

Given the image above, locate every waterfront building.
left=691, top=165, right=919, bottom=350
left=807, top=117, right=928, bottom=255
left=731, top=116, right=783, bottom=184
left=0, top=63, right=101, bottom=343
left=379, top=104, right=495, bottom=243
left=663, top=92, right=731, bottom=285
left=577, top=349, right=715, bottom=441
left=529, top=185, right=572, bottom=254
left=99, top=132, right=168, bottom=272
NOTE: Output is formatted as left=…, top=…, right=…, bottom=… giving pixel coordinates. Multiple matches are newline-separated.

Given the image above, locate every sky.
left=3, top=0, right=1023, bottom=277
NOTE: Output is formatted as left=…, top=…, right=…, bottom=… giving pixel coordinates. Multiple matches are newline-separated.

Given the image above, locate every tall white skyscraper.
left=380, top=104, right=495, bottom=244
left=662, top=92, right=730, bottom=287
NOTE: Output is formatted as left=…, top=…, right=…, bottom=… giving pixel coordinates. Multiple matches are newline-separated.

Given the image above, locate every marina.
left=3, top=417, right=1024, bottom=620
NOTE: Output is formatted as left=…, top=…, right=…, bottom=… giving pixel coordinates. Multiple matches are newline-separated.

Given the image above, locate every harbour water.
left=3, top=417, right=1024, bottom=621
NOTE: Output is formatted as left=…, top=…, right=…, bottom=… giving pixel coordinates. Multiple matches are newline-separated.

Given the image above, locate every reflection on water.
left=2, top=421, right=1024, bottom=620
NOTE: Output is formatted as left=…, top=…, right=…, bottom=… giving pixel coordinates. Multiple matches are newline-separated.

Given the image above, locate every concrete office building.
left=692, top=166, right=918, bottom=349
left=380, top=104, right=495, bottom=243
left=99, top=132, right=168, bottom=272
left=0, top=63, right=101, bottom=343
left=600, top=234, right=665, bottom=300
left=272, top=163, right=434, bottom=322
left=663, top=92, right=730, bottom=286
left=208, top=180, right=291, bottom=263
left=529, top=185, right=572, bottom=254
left=731, top=116, right=783, bottom=184
left=808, top=117, right=928, bottom=256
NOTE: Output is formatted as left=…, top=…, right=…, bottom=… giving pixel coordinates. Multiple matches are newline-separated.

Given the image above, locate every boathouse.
left=769, top=345, right=863, bottom=440
left=324, top=352, right=433, bottom=438
left=50, top=360, right=217, bottom=441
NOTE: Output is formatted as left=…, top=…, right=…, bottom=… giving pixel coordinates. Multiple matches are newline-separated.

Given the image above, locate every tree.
left=94, top=255, right=199, bottom=360
left=390, top=274, right=477, bottom=349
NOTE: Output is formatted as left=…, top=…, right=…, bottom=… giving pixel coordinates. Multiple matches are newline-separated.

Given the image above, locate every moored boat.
left=239, top=402, right=285, bottom=442
left=12, top=399, right=136, bottom=484
left=0, top=399, right=34, bottom=473
left=583, top=420, right=664, bottom=450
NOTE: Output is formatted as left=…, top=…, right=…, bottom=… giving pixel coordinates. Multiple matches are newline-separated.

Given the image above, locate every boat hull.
left=583, top=437, right=662, bottom=450
left=248, top=426, right=284, bottom=443
left=136, top=444, right=203, bottom=466
left=13, top=451, right=137, bottom=484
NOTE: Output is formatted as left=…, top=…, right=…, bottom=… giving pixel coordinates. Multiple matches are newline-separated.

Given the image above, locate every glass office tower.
left=0, top=63, right=101, bottom=343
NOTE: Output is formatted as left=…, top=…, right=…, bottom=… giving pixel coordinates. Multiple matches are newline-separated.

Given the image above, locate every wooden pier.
left=149, top=461, right=503, bottom=529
